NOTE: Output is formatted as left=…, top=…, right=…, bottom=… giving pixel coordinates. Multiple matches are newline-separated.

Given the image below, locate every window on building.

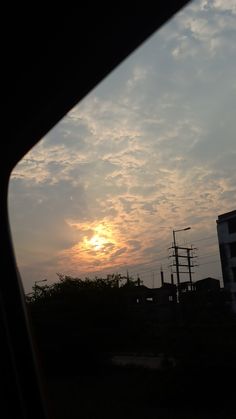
left=228, top=219, right=236, bottom=234
left=229, top=242, right=236, bottom=258
left=169, top=296, right=173, bottom=302
left=146, top=297, right=153, bottom=302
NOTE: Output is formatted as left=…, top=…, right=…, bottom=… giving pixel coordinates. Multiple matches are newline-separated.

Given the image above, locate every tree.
left=26, top=273, right=141, bottom=374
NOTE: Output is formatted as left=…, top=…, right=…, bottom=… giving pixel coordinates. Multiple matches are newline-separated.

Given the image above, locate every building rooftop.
left=217, top=209, right=236, bottom=222
left=195, top=277, right=220, bottom=283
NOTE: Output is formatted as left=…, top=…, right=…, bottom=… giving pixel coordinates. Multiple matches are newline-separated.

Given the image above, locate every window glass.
left=11, top=0, right=236, bottom=291
left=8, top=0, right=236, bottom=414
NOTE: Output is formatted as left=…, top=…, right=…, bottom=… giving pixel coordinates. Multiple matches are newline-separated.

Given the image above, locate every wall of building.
left=217, top=211, right=236, bottom=313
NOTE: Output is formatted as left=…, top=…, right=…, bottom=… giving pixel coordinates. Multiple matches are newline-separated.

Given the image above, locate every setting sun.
left=10, top=0, right=236, bottom=290
left=83, top=223, right=116, bottom=252
left=87, top=235, right=106, bottom=251
left=77, top=222, right=118, bottom=258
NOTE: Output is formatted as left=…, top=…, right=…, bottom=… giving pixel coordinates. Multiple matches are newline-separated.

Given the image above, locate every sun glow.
left=87, top=234, right=106, bottom=251
left=63, top=220, right=136, bottom=273
left=82, top=222, right=116, bottom=254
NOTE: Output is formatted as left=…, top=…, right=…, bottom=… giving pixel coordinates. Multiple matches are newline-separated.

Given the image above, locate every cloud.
left=212, top=0, right=236, bottom=14
left=126, top=65, right=150, bottom=91
left=169, top=0, right=236, bottom=60
left=9, top=0, right=236, bottom=291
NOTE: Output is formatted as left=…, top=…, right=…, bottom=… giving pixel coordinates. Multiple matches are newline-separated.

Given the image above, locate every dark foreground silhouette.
left=27, top=275, right=236, bottom=418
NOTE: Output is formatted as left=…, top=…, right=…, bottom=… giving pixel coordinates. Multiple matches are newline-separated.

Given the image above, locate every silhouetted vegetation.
left=27, top=274, right=151, bottom=375
left=27, top=274, right=236, bottom=415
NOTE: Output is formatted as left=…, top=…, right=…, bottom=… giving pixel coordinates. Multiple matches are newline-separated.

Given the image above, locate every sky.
left=9, top=0, right=236, bottom=292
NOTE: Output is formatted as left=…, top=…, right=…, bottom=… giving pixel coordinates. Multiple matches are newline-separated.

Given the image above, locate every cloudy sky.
left=9, top=0, right=236, bottom=292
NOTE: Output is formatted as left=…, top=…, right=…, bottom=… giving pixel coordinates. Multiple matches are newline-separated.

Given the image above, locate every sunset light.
left=88, top=235, right=106, bottom=251
left=9, top=0, right=236, bottom=292
left=80, top=223, right=117, bottom=254
left=6, top=6, right=236, bottom=416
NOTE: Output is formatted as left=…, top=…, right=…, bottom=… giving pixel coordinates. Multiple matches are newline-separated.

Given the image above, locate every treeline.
left=26, top=274, right=236, bottom=407
left=27, top=273, right=236, bottom=380
left=27, top=274, right=151, bottom=375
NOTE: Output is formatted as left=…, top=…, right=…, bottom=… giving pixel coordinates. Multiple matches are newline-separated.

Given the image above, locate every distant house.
left=119, top=282, right=177, bottom=323
left=194, top=277, right=220, bottom=292
left=178, top=277, right=223, bottom=309
left=148, top=283, right=177, bottom=305
left=121, top=283, right=177, bottom=305
left=178, top=281, right=193, bottom=293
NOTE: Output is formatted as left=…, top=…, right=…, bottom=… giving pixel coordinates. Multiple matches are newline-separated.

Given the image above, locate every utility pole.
left=186, top=246, right=198, bottom=290
left=160, top=266, right=164, bottom=287
left=171, top=227, right=195, bottom=300
left=173, top=230, right=180, bottom=288
left=171, top=245, right=197, bottom=292
left=187, top=247, right=193, bottom=289
left=170, top=268, right=174, bottom=285
left=172, top=227, right=191, bottom=286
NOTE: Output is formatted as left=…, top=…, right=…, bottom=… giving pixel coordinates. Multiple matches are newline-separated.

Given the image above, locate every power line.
left=119, top=255, right=171, bottom=274
left=102, top=233, right=221, bottom=282
left=186, top=234, right=217, bottom=244
left=198, top=252, right=219, bottom=259
left=129, top=264, right=169, bottom=277
left=198, top=259, right=220, bottom=266
left=123, top=253, right=170, bottom=269
left=131, top=251, right=220, bottom=284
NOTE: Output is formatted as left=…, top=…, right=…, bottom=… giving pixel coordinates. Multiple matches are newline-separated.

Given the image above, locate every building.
left=178, top=281, right=193, bottom=293
left=217, top=210, right=236, bottom=313
left=179, top=277, right=220, bottom=301
left=194, top=277, right=220, bottom=292
left=121, top=283, right=177, bottom=305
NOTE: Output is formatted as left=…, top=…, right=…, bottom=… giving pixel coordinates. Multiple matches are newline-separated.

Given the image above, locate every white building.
left=217, top=210, right=236, bottom=313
